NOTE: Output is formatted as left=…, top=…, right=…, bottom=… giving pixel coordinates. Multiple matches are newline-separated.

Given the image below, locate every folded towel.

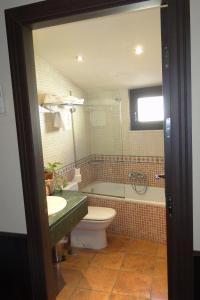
left=43, top=93, right=63, bottom=104
left=64, top=95, right=84, bottom=105
left=43, top=93, right=84, bottom=105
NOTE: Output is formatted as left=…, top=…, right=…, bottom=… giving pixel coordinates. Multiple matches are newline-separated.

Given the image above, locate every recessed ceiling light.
left=134, top=46, right=143, bottom=56
left=76, top=55, right=84, bottom=63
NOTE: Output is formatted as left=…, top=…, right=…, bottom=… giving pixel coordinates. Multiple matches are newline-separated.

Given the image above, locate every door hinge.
left=165, top=117, right=171, bottom=139
left=163, top=45, right=169, bottom=69
left=167, top=196, right=174, bottom=217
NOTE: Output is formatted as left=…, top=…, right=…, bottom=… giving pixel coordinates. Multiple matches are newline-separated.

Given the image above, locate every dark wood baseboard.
left=193, top=250, right=200, bottom=257
left=0, top=232, right=65, bottom=299
left=0, top=232, right=32, bottom=300
left=0, top=231, right=27, bottom=238
left=194, top=251, right=200, bottom=299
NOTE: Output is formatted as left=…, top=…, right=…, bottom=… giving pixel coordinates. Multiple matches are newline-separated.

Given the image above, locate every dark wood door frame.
left=5, top=0, right=193, bottom=299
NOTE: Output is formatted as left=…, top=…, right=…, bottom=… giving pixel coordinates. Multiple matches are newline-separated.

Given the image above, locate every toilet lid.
left=83, top=206, right=116, bottom=221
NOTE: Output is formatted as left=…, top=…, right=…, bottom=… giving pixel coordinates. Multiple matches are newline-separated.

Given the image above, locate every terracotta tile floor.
left=57, top=235, right=168, bottom=300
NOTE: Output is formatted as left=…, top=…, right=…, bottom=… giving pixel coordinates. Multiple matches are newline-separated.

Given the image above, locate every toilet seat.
left=83, top=206, right=116, bottom=221
left=71, top=206, right=117, bottom=249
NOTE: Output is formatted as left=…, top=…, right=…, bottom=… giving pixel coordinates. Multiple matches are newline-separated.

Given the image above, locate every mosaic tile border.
left=57, top=154, right=164, bottom=174
left=76, top=154, right=95, bottom=167
left=94, top=154, right=164, bottom=164
left=56, top=154, right=93, bottom=175
left=57, top=162, right=75, bottom=175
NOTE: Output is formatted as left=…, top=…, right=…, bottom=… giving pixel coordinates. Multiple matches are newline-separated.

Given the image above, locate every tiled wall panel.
left=94, top=161, right=164, bottom=187
left=34, top=55, right=89, bottom=167
left=88, top=196, right=166, bottom=244
left=75, top=154, right=165, bottom=188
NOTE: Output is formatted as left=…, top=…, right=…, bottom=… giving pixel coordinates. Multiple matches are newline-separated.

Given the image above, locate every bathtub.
left=81, top=181, right=165, bottom=207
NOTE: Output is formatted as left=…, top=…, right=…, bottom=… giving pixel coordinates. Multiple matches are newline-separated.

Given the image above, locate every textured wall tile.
left=35, top=55, right=90, bottom=166
left=88, top=196, right=166, bottom=244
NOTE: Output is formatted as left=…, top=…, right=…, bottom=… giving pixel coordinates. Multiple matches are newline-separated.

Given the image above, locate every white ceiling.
left=33, top=7, right=162, bottom=90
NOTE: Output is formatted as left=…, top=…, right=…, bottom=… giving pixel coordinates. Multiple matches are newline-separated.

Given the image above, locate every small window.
left=129, top=86, right=164, bottom=130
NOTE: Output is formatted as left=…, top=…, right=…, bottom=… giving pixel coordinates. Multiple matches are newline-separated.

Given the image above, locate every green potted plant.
left=44, top=162, right=67, bottom=194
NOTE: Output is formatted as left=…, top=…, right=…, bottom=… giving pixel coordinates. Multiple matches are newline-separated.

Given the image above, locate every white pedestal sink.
left=47, top=196, right=67, bottom=216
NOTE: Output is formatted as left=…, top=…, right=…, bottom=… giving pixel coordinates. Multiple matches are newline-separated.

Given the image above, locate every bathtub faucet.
left=155, top=174, right=166, bottom=179
left=128, top=171, right=148, bottom=195
left=128, top=171, right=145, bottom=180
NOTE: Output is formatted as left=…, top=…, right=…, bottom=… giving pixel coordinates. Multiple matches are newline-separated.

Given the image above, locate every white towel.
left=53, top=111, right=72, bottom=130
left=53, top=112, right=62, bottom=128
left=61, top=111, right=72, bottom=130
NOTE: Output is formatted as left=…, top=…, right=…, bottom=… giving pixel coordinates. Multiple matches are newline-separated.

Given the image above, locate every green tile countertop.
left=48, top=190, right=88, bottom=247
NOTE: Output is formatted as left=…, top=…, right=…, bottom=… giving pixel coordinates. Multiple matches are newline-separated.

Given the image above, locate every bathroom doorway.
left=5, top=0, right=193, bottom=299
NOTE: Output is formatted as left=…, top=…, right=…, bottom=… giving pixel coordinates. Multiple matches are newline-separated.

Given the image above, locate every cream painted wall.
left=190, top=0, right=200, bottom=251
left=0, top=0, right=46, bottom=234
left=34, top=55, right=90, bottom=166
left=86, top=89, right=164, bottom=157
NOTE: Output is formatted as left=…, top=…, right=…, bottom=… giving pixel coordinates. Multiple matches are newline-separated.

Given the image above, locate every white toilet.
left=71, top=206, right=116, bottom=250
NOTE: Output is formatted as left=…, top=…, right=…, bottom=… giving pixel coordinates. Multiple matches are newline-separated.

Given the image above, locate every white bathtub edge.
left=85, top=192, right=165, bottom=207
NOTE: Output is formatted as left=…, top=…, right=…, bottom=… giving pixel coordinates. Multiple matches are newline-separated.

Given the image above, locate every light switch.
left=0, top=85, right=5, bottom=114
